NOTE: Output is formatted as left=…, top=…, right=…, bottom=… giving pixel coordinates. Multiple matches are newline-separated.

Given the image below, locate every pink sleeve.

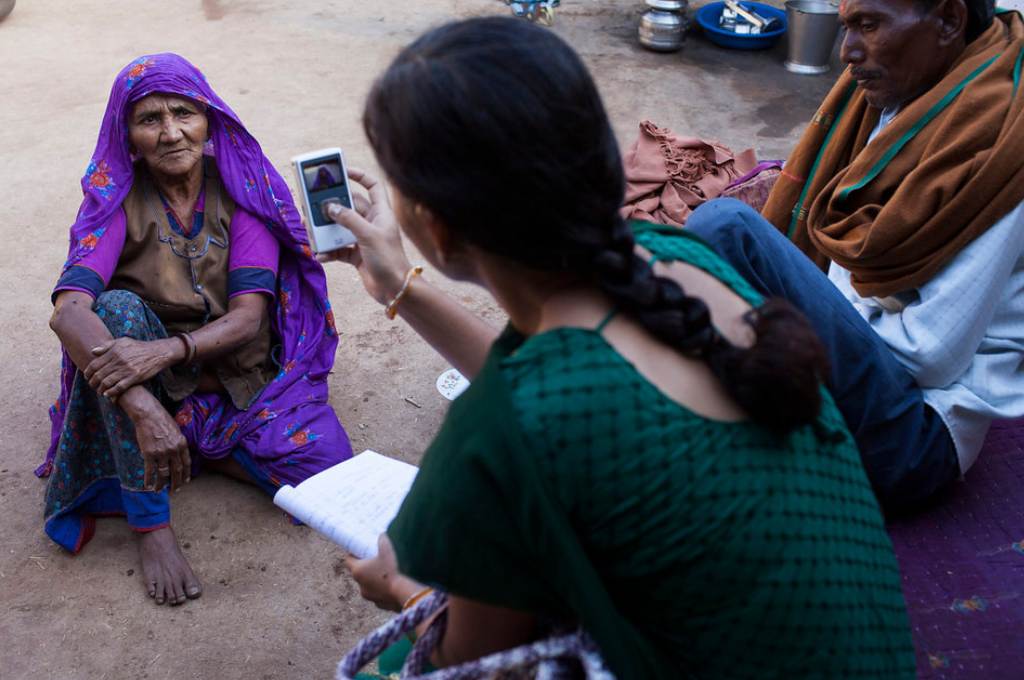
left=52, top=209, right=127, bottom=301
left=228, top=208, right=280, bottom=298
left=71, top=208, right=127, bottom=283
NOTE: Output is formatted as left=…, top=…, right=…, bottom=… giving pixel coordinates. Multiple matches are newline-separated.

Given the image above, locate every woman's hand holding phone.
left=319, top=167, right=499, bottom=378
left=318, top=168, right=413, bottom=305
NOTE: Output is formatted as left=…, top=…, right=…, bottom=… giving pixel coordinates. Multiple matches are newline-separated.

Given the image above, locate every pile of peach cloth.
left=620, top=120, right=761, bottom=228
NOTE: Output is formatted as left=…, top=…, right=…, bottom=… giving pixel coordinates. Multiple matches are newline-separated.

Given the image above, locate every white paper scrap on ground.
left=273, top=450, right=418, bottom=559
left=436, top=368, right=471, bottom=401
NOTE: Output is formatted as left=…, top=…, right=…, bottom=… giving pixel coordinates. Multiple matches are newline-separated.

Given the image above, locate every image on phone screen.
left=301, top=156, right=352, bottom=227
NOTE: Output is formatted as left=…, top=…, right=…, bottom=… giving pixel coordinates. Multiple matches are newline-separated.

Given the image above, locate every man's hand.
left=85, top=337, right=184, bottom=401
left=120, top=388, right=191, bottom=492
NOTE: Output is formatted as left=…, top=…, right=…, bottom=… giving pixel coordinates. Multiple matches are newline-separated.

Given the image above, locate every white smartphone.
left=291, top=147, right=357, bottom=253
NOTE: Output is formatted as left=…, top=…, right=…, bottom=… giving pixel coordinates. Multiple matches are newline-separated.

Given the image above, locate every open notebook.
left=273, top=450, right=418, bottom=558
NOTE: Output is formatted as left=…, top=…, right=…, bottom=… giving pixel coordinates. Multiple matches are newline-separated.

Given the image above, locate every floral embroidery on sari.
left=284, top=423, right=320, bottom=448
left=184, top=89, right=210, bottom=106
left=77, top=225, right=107, bottom=251
left=123, top=57, right=155, bottom=89
left=84, top=161, right=116, bottom=200
left=325, top=302, right=337, bottom=337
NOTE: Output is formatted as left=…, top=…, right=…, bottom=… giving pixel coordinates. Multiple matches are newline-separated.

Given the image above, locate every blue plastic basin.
left=695, top=1, right=788, bottom=50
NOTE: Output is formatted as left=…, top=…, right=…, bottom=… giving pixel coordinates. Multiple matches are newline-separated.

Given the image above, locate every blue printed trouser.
left=44, top=291, right=178, bottom=552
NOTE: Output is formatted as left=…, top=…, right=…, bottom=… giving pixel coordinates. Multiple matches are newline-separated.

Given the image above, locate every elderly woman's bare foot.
left=138, top=526, right=202, bottom=605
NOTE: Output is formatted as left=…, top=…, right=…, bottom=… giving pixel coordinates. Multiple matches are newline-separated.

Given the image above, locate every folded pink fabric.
left=620, top=121, right=758, bottom=228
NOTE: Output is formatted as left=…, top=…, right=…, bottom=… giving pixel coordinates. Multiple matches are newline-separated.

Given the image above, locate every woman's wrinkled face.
left=127, top=94, right=208, bottom=179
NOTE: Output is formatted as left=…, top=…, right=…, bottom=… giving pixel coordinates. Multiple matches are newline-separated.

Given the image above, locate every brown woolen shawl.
left=762, top=12, right=1024, bottom=298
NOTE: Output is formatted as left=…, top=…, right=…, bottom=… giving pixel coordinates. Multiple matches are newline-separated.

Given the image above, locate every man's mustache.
left=851, top=68, right=884, bottom=81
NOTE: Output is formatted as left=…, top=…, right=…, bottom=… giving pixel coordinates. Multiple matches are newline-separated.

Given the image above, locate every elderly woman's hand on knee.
left=84, top=336, right=185, bottom=401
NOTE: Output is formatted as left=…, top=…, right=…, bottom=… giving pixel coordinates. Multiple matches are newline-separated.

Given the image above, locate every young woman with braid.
left=324, top=17, right=915, bottom=680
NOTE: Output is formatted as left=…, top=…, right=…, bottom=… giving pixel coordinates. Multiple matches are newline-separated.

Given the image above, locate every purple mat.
left=888, top=418, right=1024, bottom=678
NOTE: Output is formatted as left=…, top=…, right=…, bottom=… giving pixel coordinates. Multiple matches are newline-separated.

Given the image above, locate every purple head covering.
left=39, top=53, right=342, bottom=477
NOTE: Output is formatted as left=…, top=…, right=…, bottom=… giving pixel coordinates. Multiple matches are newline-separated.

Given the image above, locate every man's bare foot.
left=137, top=526, right=202, bottom=606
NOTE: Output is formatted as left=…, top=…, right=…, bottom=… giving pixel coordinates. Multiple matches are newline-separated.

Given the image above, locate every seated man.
left=689, top=0, right=1024, bottom=512
left=42, top=53, right=353, bottom=605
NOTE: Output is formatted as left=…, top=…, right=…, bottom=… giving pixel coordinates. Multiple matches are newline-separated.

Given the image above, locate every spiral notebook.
left=273, top=450, right=418, bottom=558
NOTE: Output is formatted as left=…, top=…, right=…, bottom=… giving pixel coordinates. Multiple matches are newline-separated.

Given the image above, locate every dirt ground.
left=0, top=1, right=835, bottom=678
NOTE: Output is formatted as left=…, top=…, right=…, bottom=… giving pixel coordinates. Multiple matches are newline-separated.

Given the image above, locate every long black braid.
left=592, top=217, right=826, bottom=432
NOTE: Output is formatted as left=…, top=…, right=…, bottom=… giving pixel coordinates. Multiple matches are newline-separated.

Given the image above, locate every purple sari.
left=40, top=53, right=352, bottom=490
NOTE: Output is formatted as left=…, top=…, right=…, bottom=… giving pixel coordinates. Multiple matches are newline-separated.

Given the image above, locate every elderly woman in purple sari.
left=311, top=164, right=340, bottom=191
left=42, top=54, right=353, bottom=606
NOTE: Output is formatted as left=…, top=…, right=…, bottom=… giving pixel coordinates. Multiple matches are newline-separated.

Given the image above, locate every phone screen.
left=300, top=156, right=352, bottom=227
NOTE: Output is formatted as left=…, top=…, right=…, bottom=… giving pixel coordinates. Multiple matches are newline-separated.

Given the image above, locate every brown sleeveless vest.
left=109, top=162, right=275, bottom=409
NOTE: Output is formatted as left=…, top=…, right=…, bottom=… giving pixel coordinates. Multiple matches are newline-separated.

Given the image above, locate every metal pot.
left=639, top=0, right=689, bottom=53
left=0, top=0, right=15, bottom=22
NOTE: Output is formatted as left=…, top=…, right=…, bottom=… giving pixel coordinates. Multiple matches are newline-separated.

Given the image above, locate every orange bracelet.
left=402, top=586, right=434, bottom=611
left=385, top=266, right=423, bottom=320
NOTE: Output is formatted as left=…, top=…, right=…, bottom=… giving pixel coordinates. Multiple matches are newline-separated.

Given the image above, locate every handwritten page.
left=273, top=450, right=418, bottom=558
